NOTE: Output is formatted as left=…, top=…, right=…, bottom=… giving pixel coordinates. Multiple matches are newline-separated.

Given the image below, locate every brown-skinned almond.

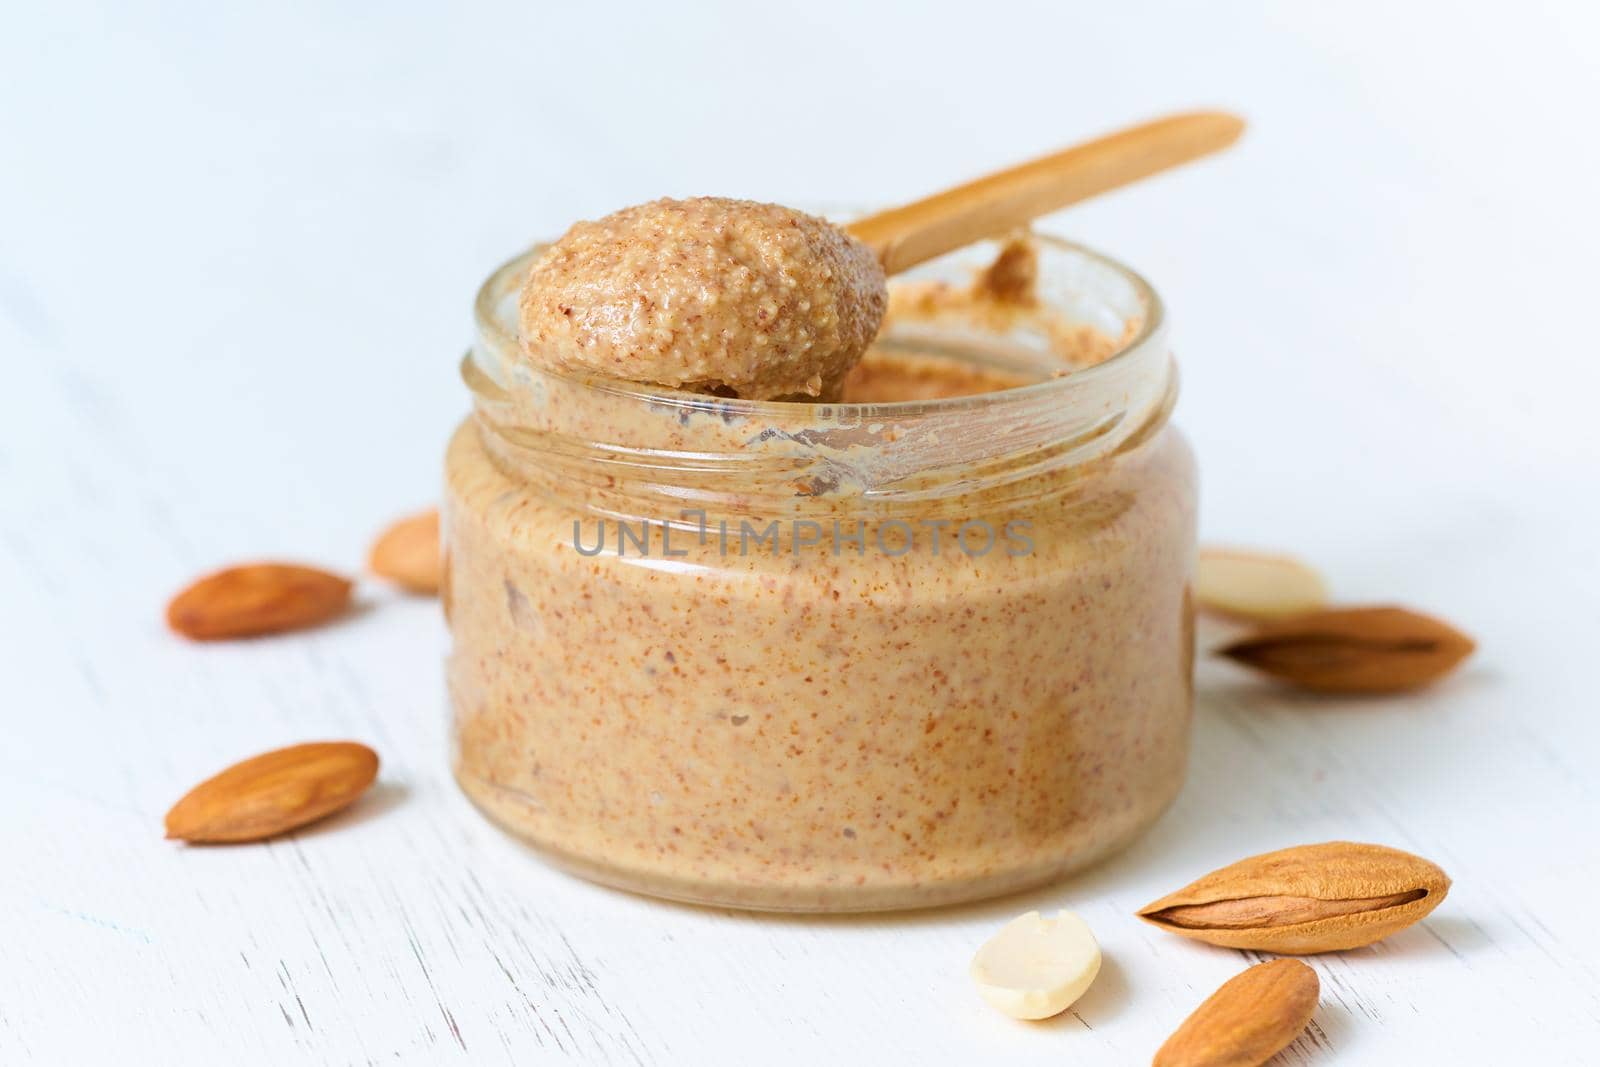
left=167, top=563, right=353, bottom=640
left=368, top=508, right=441, bottom=594
left=1154, top=959, right=1319, bottom=1067
left=1138, top=841, right=1450, bottom=954
left=1216, top=604, right=1474, bottom=692
left=165, top=741, right=379, bottom=843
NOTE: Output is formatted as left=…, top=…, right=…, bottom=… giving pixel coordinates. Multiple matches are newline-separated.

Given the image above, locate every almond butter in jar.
left=444, top=234, right=1197, bottom=911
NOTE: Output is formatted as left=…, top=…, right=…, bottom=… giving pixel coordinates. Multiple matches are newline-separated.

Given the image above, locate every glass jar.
left=444, top=234, right=1196, bottom=912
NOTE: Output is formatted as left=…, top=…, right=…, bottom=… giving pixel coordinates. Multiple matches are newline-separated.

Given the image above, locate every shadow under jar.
left=445, top=234, right=1197, bottom=912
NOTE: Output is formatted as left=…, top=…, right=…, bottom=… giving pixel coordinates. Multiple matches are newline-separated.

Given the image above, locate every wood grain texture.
left=3, top=2, right=1599, bottom=1064
left=847, top=111, right=1244, bottom=275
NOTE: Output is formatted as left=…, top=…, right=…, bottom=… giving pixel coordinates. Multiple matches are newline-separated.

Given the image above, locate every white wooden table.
left=5, top=2, right=1598, bottom=1063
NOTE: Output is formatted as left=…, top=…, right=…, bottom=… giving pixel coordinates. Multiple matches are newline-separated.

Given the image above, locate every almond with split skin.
left=369, top=508, right=442, bottom=594
left=165, top=741, right=380, bottom=843
left=1216, top=604, right=1474, bottom=692
left=1138, top=841, right=1450, bottom=953
left=1154, top=959, right=1318, bottom=1067
left=167, top=563, right=353, bottom=640
left=1194, top=547, right=1328, bottom=622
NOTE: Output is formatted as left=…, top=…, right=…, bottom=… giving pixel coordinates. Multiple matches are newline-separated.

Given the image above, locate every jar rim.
left=471, top=230, right=1166, bottom=418
left=466, top=230, right=1176, bottom=512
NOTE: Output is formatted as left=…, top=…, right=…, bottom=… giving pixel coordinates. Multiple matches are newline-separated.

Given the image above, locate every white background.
left=4, top=1, right=1599, bottom=1063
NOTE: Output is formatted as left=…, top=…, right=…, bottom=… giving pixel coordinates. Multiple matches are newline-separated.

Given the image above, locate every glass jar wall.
left=445, top=235, right=1197, bottom=911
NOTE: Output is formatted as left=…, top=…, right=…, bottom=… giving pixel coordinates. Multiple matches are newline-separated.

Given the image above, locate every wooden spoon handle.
left=846, top=111, right=1245, bottom=276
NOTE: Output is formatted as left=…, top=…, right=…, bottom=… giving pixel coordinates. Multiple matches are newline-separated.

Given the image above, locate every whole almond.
left=167, top=563, right=353, bottom=640
left=1195, top=547, right=1328, bottom=622
left=1138, top=841, right=1450, bottom=953
left=1154, top=959, right=1318, bottom=1067
left=165, top=741, right=380, bottom=843
left=368, top=508, right=441, bottom=594
left=1216, top=604, right=1474, bottom=692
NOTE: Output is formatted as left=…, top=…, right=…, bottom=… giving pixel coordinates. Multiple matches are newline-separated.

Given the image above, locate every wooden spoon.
left=845, top=111, right=1245, bottom=276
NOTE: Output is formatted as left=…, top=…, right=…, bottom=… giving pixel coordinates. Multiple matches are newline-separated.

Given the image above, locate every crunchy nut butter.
left=446, top=235, right=1197, bottom=911
left=518, top=198, right=887, bottom=400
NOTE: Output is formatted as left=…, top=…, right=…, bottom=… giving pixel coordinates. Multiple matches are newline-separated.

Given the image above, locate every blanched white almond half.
left=969, top=910, right=1102, bottom=1020
left=1195, top=548, right=1329, bottom=622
